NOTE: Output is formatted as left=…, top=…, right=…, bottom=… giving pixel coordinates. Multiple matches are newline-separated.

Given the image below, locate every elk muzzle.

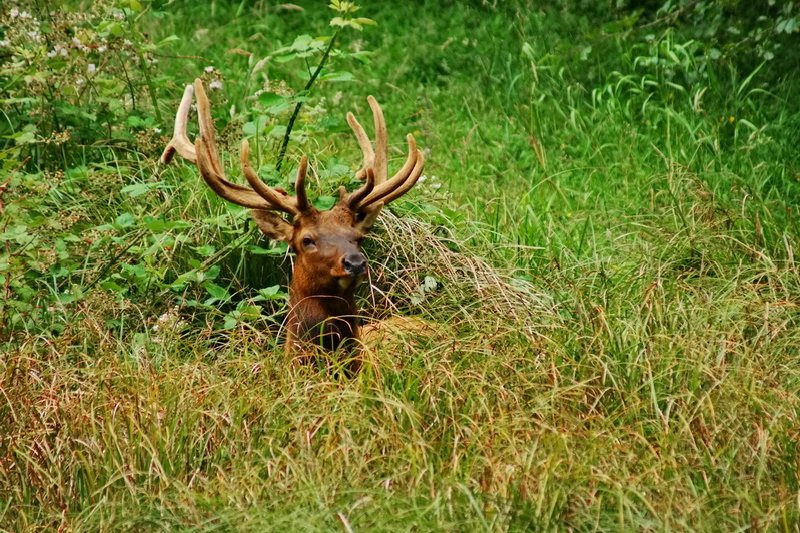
left=342, top=252, right=367, bottom=277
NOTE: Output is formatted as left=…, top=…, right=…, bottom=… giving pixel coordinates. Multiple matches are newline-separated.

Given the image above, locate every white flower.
left=209, top=79, right=223, bottom=90
left=10, top=8, right=19, bottom=18
left=153, top=127, right=162, bottom=134
left=27, top=31, right=40, bottom=40
left=113, top=11, right=124, bottom=20
left=19, top=10, right=31, bottom=19
left=72, top=37, right=82, bottom=47
left=87, top=63, right=96, bottom=73
left=48, top=44, right=68, bottom=58
left=204, top=66, right=215, bottom=73
left=0, top=39, right=10, bottom=48
left=123, top=39, right=133, bottom=47
left=98, top=45, right=107, bottom=53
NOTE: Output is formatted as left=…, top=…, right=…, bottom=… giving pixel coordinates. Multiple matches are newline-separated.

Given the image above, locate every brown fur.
left=253, top=205, right=371, bottom=361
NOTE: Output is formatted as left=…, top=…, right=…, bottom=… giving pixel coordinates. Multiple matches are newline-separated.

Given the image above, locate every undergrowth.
left=1, top=0, right=799, bottom=531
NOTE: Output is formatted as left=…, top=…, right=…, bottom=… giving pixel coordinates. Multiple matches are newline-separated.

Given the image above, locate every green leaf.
left=235, top=304, right=262, bottom=321
left=156, top=35, right=180, bottom=47
left=203, top=282, right=230, bottom=302
left=290, top=34, right=314, bottom=52
left=313, top=195, right=336, bottom=210
left=243, top=121, right=259, bottom=137
left=274, top=53, right=297, bottom=63
left=100, top=280, right=126, bottom=293
left=320, top=71, right=355, bottom=82
left=13, top=126, right=37, bottom=146
left=247, top=244, right=286, bottom=256
left=121, top=182, right=162, bottom=197
left=257, top=285, right=287, bottom=300
left=121, top=262, right=148, bottom=280
left=258, top=92, right=285, bottom=107
left=193, top=244, right=216, bottom=257
left=115, top=213, right=136, bottom=228
left=268, top=125, right=287, bottom=138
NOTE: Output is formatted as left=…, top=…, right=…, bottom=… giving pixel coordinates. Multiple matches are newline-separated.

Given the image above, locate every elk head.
left=160, top=79, right=424, bottom=354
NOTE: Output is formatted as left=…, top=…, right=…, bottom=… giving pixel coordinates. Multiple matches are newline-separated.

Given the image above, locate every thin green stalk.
left=275, top=30, right=340, bottom=172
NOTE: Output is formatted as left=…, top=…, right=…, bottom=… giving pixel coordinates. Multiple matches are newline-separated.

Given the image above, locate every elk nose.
left=342, top=253, right=366, bottom=276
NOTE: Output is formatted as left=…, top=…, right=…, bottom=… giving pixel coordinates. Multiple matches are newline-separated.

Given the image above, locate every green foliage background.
left=1, top=0, right=799, bottom=530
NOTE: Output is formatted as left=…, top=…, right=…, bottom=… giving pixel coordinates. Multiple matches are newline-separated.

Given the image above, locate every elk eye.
left=302, top=236, right=316, bottom=248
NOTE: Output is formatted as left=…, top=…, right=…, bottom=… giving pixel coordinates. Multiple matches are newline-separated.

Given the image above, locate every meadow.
left=1, top=0, right=799, bottom=530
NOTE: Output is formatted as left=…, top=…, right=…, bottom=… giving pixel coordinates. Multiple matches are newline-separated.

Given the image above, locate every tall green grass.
left=1, top=1, right=799, bottom=530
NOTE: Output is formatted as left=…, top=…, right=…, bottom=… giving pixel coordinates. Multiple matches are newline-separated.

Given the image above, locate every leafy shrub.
left=0, top=1, right=167, bottom=169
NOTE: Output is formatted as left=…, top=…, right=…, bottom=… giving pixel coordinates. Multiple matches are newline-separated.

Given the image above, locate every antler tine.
left=194, top=79, right=225, bottom=178
left=357, top=134, right=419, bottom=209
left=345, top=96, right=388, bottom=184
left=342, top=167, right=376, bottom=208
left=346, top=111, right=374, bottom=181
left=195, top=137, right=272, bottom=209
left=369, top=147, right=425, bottom=206
left=160, top=84, right=196, bottom=164
left=367, top=96, right=388, bottom=183
left=240, top=141, right=301, bottom=216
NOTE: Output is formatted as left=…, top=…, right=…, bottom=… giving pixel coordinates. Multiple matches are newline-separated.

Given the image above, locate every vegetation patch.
left=1, top=0, right=799, bottom=530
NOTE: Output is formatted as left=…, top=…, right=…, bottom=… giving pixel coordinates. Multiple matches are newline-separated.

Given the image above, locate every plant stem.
left=275, top=30, right=340, bottom=172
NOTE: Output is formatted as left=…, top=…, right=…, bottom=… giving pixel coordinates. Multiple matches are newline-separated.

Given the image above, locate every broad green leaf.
left=115, top=213, right=136, bottom=228
left=203, top=282, right=230, bottom=301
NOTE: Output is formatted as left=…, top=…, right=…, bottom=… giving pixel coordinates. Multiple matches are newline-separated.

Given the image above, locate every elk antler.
left=160, top=79, right=308, bottom=216
left=342, top=96, right=425, bottom=213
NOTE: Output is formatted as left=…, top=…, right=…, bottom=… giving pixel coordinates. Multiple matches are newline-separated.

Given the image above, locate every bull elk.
left=160, top=79, right=425, bottom=362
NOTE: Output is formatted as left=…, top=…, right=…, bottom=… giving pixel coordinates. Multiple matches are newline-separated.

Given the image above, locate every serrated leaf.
left=193, top=244, right=216, bottom=257
left=258, top=285, right=287, bottom=300
left=236, top=305, right=262, bottom=320
left=313, top=195, right=336, bottom=210
left=121, top=182, right=161, bottom=197
left=203, top=282, right=230, bottom=301
left=258, top=91, right=285, bottom=107
left=290, top=34, right=313, bottom=52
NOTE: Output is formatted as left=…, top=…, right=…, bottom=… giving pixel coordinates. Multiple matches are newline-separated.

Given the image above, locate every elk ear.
left=354, top=202, right=384, bottom=232
left=251, top=209, right=293, bottom=242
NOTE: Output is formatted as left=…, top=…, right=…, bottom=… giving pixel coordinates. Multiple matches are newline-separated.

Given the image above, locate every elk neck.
left=286, top=258, right=362, bottom=352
